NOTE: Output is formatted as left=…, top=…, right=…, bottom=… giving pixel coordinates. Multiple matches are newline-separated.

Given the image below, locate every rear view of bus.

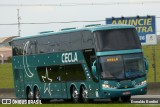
left=93, top=25, right=148, bottom=101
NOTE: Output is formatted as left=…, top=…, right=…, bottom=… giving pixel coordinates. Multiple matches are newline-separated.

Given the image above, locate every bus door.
left=83, top=49, right=100, bottom=98
left=90, top=56, right=100, bottom=98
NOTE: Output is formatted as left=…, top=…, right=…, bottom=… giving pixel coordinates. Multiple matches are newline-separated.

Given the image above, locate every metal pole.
left=0, top=54, right=4, bottom=64
left=152, top=45, right=156, bottom=82
left=17, top=9, right=21, bottom=37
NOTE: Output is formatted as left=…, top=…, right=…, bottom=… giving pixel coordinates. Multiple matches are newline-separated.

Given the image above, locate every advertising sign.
left=106, top=16, right=157, bottom=45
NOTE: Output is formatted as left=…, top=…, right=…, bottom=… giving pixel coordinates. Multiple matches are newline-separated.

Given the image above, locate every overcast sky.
left=0, top=0, right=160, bottom=37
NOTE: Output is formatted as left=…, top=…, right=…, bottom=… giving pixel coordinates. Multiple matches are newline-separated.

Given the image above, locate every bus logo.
left=23, top=41, right=34, bottom=77
left=61, top=52, right=78, bottom=63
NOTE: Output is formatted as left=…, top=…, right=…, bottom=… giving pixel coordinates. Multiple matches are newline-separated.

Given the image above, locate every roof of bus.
left=12, top=24, right=135, bottom=41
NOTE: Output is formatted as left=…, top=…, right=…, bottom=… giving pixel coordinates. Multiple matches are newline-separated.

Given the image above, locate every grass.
left=0, top=63, right=14, bottom=88
left=142, top=41, right=160, bottom=82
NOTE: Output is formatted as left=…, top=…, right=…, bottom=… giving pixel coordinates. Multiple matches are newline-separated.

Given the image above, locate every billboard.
left=106, top=16, right=157, bottom=45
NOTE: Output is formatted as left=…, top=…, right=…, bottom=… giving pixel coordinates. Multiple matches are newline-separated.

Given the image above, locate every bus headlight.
left=135, top=80, right=147, bottom=87
left=102, top=84, right=117, bottom=89
left=141, top=80, right=147, bottom=85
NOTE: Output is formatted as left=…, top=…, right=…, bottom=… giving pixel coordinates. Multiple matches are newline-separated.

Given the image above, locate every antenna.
left=17, top=9, right=21, bottom=37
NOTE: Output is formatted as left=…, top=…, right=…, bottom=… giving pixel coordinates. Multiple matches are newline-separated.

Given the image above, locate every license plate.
left=123, top=91, right=130, bottom=95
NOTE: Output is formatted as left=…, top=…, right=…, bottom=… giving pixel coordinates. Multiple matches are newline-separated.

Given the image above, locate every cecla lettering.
left=62, top=52, right=78, bottom=63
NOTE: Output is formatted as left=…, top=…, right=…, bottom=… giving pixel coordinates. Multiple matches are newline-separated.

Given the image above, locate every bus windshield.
left=95, top=28, right=141, bottom=52
left=99, top=55, right=146, bottom=80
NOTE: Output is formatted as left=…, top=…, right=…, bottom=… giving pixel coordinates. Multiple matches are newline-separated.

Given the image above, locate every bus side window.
left=65, top=64, right=86, bottom=81
left=70, top=32, right=82, bottom=51
left=49, top=35, right=60, bottom=53
left=28, top=40, right=38, bottom=54
left=13, top=41, right=23, bottom=56
left=28, top=41, right=33, bottom=55
left=13, top=46, right=18, bottom=56
left=37, top=37, right=49, bottom=54
left=37, top=66, right=60, bottom=82
left=59, top=66, right=66, bottom=81
left=82, top=31, right=94, bottom=49
left=60, top=34, right=71, bottom=52
left=51, top=66, right=60, bottom=82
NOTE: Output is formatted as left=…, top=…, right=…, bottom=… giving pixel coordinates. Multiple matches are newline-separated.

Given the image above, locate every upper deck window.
left=94, top=28, right=141, bottom=52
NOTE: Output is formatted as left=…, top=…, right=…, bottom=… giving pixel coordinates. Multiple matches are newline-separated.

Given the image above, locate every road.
left=0, top=89, right=160, bottom=104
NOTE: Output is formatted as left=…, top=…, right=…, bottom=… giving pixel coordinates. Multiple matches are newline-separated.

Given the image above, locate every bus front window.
left=99, top=56, right=125, bottom=79
left=95, top=28, right=141, bottom=52
left=99, top=55, right=146, bottom=80
left=124, top=58, right=145, bottom=78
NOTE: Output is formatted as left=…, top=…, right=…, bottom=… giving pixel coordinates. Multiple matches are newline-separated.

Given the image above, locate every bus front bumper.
left=100, top=84, right=147, bottom=99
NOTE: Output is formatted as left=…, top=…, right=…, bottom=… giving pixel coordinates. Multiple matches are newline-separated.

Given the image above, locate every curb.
left=147, top=82, right=160, bottom=89
left=0, top=88, right=14, bottom=93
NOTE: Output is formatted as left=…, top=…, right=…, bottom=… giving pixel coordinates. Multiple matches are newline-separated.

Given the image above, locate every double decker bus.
left=11, top=24, right=148, bottom=103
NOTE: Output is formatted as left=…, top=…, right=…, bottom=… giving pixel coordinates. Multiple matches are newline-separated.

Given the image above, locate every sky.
left=0, top=0, right=160, bottom=37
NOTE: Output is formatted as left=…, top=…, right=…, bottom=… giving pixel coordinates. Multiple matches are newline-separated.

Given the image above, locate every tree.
left=7, top=56, right=12, bottom=63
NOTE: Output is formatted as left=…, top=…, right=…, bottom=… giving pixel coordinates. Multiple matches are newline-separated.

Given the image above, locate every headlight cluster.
left=135, top=80, right=147, bottom=87
left=102, top=84, right=117, bottom=89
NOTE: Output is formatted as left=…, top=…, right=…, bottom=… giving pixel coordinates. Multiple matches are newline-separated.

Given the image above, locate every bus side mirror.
left=144, top=58, right=149, bottom=73
left=92, top=60, right=98, bottom=79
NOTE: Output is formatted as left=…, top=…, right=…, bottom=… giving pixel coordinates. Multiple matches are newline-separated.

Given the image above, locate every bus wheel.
left=71, top=86, right=79, bottom=103
left=27, top=88, right=34, bottom=100
left=34, top=87, right=50, bottom=103
left=34, top=88, right=40, bottom=100
left=121, top=96, right=131, bottom=102
left=110, top=97, right=119, bottom=102
left=81, top=86, right=89, bottom=103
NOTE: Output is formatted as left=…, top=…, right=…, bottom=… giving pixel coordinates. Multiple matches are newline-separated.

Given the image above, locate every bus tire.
left=34, top=87, right=40, bottom=100
left=34, top=87, right=50, bottom=103
left=71, top=86, right=80, bottom=103
left=121, top=96, right=131, bottom=102
left=27, top=88, right=34, bottom=100
left=110, top=97, right=119, bottom=102
left=81, top=86, right=89, bottom=103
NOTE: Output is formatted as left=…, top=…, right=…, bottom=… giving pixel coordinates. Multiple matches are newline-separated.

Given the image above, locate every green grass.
left=142, top=42, right=160, bottom=82
left=0, top=63, right=14, bottom=88
left=0, top=104, right=158, bottom=107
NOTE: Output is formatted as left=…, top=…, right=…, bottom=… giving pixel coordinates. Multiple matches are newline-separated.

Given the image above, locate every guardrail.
left=147, top=82, right=160, bottom=89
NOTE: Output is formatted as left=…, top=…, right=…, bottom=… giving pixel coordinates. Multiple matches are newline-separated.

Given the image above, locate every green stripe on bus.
left=96, top=49, right=142, bottom=56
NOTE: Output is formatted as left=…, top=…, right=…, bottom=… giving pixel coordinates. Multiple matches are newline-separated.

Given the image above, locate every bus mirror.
left=144, top=58, right=149, bottom=73
left=92, top=60, right=98, bottom=79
